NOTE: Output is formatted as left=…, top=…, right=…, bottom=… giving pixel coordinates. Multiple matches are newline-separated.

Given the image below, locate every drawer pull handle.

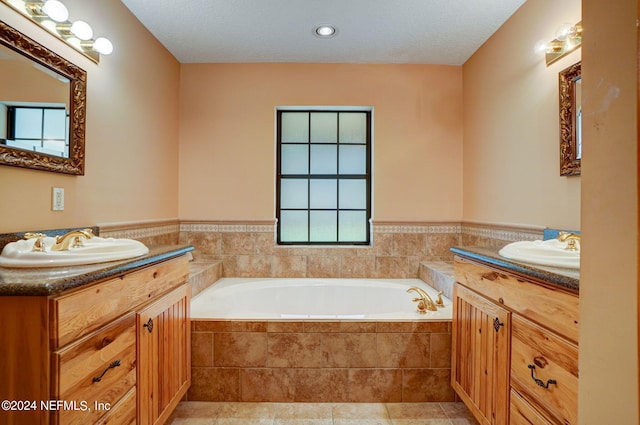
left=143, top=318, right=154, bottom=333
left=493, top=318, right=504, bottom=332
left=93, top=360, right=121, bottom=383
left=528, top=364, right=557, bottom=389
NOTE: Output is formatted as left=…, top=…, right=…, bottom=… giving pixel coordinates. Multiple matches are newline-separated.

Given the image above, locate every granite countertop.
left=450, top=246, right=579, bottom=293
left=0, top=244, right=194, bottom=296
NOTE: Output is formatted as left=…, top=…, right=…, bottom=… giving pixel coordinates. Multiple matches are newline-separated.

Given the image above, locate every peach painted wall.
left=580, top=0, right=638, bottom=421
left=178, top=63, right=463, bottom=222
left=0, top=0, right=180, bottom=233
left=462, top=0, right=581, bottom=230
left=0, top=59, right=69, bottom=106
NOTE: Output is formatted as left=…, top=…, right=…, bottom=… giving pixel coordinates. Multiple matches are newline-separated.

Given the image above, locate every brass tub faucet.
left=407, top=287, right=438, bottom=313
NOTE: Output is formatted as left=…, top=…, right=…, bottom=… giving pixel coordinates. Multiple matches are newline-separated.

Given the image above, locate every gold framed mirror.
left=559, top=61, right=581, bottom=176
left=0, top=19, right=86, bottom=175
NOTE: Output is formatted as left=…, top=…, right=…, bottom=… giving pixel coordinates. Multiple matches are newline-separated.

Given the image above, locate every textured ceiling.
left=120, top=0, right=526, bottom=65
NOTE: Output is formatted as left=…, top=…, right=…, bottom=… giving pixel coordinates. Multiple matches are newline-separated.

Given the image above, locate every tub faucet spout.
left=406, top=287, right=438, bottom=313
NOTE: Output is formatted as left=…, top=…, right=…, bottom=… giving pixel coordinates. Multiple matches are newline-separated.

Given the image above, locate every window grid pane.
left=281, top=145, right=309, bottom=175
left=277, top=110, right=371, bottom=245
left=339, top=112, right=367, bottom=144
left=310, top=112, right=337, bottom=143
left=281, top=112, right=309, bottom=143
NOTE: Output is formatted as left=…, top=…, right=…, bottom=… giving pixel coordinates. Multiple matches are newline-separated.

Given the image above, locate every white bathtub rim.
left=190, top=277, right=452, bottom=321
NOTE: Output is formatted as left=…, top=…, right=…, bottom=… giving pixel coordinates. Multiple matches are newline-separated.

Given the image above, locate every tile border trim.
left=461, top=222, right=544, bottom=241
left=99, top=219, right=180, bottom=240
left=88, top=219, right=548, bottom=243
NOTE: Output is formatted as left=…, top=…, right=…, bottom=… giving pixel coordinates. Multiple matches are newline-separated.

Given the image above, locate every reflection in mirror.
left=0, top=19, right=86, bottom=175
left=559, top=61, right=581, bottom=176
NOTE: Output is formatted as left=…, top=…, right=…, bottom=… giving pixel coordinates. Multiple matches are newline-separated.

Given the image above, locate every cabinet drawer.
left=511, top=316, right=578, bottom=425
left=454, top=257, right=579, bottom=343
left=52, top=313, right=137, bottom=425
left=96, top=387, right=137, bottom=425
left=51, top=255, right=189, bottom=348
left=509, top=389, right=554, bottom=425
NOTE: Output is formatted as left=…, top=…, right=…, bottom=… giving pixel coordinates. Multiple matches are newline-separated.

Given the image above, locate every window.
left=276, top=109, right=372, bottom=245
left=3, top=106, right=68, bottom=157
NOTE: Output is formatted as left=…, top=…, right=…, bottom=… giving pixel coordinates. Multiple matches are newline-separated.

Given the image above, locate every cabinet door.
left=452, top=283, right=510, bottom=425
left=137, top=284, right=191, bottom=425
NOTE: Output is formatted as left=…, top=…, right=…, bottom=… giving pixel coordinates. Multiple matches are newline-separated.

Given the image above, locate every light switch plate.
left=52, top=187, right=64, bottom=211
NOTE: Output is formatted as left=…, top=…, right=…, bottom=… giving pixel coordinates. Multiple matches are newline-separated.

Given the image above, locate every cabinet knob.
left=493, top=317, right=504, bottom=332
left=143, top=318, right=154, bottom=333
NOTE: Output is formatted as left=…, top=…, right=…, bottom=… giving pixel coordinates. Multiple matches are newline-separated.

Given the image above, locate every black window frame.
left=6, top=105, right=67, bottom=149
left=276, top=109, right=372, bottom=246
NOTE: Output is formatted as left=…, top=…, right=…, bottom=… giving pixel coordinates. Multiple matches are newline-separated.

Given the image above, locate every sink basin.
left=498, top=239, right=579, bottom=269
left=0, top=236, right=149, bottom=268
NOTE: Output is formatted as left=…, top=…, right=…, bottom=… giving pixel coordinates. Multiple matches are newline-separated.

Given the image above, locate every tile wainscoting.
left=460, top=221, right=543, bottom=247
left=99, top=219, right=180, bottom=246
left=178, top=221, right=461, bottom=278
left=95, top=219, right=545, bottom=279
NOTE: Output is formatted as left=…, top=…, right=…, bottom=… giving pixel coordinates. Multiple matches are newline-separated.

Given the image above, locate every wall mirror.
left=0, top=19, right=86, bottom=175
left=559, top=61, right=581, bottom=176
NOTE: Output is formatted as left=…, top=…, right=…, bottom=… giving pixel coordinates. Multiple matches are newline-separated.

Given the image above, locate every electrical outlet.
left=52, top=187, right=64, bottom=211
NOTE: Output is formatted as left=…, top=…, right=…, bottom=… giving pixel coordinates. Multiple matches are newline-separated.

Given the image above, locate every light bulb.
left=555, top=23, right=573, bottom=41
left=534, top=39, right=550, bottom=55
left=70, top=20, right=93, bottom=40
left=315, top=25, right=336, bottom=37
left=93, top=37, right=113, bottom=55
left=42, top=0, right=69, bottom=23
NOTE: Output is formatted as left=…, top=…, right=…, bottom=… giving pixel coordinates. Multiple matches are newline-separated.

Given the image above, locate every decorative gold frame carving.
left=559, top=61, right=581, bottom=176
left=0, top=19, right=86, bottom=175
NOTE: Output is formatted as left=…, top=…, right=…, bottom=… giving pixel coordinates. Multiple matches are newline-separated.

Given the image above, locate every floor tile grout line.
left=384, top=403, right=395, bottom=424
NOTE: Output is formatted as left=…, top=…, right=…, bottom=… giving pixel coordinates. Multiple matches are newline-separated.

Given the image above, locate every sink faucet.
left=24, top=232, right=47, bottom=252
left=557, top=231, right=580, bottom=251
left=407, top=287, right=438, bottom=313
left=51, top=228, right=94, bottom=251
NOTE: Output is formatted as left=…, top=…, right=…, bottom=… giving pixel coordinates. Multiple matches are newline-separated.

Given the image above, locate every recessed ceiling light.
left=314, top=25, right=337, bottom=38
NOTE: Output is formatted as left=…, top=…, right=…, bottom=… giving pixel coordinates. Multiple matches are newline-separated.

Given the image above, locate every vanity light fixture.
left=69, top=20, right=92, bottom=40
left=1, top=0, right=113, bottom=62
left=314, top=24, right=337, bottom=38
left=535, top=21, right=582, bottom=66
left=41, top=0, right=67, bottom=22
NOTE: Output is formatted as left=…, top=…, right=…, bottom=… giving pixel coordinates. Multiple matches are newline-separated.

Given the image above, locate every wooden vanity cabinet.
left=452, top=284, right=510, bottom=425
left=452, top=256, right=579, bottom=425
left=0, top=254, right=190, bottom=425
left=137, top=284, right=191, bottom=425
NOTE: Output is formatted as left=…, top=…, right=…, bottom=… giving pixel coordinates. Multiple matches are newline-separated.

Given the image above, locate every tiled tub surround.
left=179, top=221, right=545, bottom=279
left=188, top=319, right=454, bottom=403
left=419, top=261, right=455, bottom=300
left=180, top=221, right=463, bottom=279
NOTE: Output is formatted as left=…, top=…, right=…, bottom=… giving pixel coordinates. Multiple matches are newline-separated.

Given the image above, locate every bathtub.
left=189, top=277, right=455, bottom=403
left=190, top=277, right=452, bottom=320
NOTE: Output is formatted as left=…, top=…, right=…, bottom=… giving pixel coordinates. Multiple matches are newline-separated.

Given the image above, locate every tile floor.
left=168, top=401, right=479, bottom=424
